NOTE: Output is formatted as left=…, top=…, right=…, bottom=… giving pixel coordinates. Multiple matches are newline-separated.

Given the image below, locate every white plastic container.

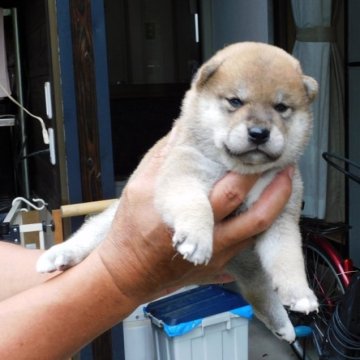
left=123, top=304, right=155, bottom=360
left=145, top=285, right=252, bottom=360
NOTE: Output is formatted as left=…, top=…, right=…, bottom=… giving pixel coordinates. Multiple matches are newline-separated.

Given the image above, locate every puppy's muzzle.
left=248, top=127, right=270, bottom=145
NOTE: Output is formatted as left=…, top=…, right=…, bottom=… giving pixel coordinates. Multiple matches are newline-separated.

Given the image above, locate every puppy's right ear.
left=303, top=75, right=318, bottom=103
left=193, top=60, right=222, bottom=89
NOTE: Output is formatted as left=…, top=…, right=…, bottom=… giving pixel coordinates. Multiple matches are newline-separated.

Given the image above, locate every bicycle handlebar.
left=322, top=152, right=360, bottom=184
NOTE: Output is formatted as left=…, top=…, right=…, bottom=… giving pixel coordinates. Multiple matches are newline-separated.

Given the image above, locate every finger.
left=210, top=172, right=259, bottom=222
left=214, top=167, right=293, bottom=249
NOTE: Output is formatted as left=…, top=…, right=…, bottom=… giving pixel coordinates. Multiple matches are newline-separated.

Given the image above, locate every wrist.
left=95, top=223, right=175, bottom=306
left=83, top=250, right=140, bottom=319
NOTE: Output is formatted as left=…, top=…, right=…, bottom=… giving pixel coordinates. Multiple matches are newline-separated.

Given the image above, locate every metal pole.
left=12, top=7, right=30, bottom=197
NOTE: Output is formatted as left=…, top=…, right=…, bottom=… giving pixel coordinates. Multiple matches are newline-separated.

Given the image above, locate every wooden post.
left=51, top=209, right=64, bottom=244
left=70, top=0, right=103, bottom=202
left=69, top=0, right=112, bottom=358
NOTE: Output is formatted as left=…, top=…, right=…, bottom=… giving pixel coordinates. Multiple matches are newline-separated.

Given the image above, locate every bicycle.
left=290, top=152, right=360, bottom=360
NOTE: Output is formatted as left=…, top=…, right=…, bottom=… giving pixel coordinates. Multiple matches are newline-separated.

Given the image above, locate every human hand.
left=96, top=134, right=293, bottom=305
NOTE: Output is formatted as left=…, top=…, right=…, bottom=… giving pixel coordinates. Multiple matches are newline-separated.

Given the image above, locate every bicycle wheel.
left=307, top=241, right=347, bottom=318
left=291, top=240, right=347, bottom=359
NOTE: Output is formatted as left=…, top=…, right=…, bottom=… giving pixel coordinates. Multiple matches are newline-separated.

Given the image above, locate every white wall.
left=200, top=0, right=273, bottom=60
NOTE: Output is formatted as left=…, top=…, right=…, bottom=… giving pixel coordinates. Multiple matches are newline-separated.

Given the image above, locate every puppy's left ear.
left=303, top=75, right=318, bottom=102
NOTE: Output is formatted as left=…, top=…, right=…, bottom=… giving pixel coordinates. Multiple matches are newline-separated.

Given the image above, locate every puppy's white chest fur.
left=243, top=170, right=277, bottom=209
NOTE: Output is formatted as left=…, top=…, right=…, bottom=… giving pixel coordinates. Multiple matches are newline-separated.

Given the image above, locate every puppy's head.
left=183, top=42, right=318, bottom=173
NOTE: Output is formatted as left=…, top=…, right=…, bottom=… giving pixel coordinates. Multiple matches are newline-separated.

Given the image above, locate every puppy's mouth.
left=224, top=144, right=280, bottom=164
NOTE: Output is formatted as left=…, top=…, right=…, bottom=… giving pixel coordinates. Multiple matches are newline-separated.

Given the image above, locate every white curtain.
left=291, top=0, right=344, bottom=220
left=0, top=8, right=11, bottom=98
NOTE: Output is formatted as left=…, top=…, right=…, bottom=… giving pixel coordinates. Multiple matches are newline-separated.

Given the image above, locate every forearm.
left=0, top=249, right=137, bottom=360
left=0, top=242, right=59, bottom=301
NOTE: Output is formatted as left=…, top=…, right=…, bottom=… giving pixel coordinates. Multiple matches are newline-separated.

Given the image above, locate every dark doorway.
left=104, top=0, right=201, bottom=185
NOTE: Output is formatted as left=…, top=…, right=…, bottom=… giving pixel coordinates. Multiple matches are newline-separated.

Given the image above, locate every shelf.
left=0, top=116, right=14, bottom=126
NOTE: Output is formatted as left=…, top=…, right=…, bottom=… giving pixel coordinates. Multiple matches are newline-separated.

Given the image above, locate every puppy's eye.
left=227, top=98, right=243, bottom=108
left=274, top=103, right=289, bottom=113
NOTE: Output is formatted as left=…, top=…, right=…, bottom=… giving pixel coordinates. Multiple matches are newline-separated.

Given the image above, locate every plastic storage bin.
left=144, top=285, right=253, bottom=360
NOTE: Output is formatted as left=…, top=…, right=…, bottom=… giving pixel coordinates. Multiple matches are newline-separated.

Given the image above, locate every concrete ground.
left=249, top=318, right=298, bottom=360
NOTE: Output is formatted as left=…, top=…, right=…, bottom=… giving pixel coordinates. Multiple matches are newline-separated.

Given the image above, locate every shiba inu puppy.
left=37, top=42, right=318, bottom=342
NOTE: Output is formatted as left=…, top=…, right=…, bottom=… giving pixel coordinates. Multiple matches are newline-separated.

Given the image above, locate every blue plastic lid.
left=144, top=285, right=249, bottom=326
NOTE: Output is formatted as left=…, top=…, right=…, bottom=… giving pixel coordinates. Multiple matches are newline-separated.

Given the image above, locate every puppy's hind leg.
left=257, top=219, right=318, bottom=314
left=36, top=200, right=119, bottom=273
left=228, top=250, right=296, bottom=343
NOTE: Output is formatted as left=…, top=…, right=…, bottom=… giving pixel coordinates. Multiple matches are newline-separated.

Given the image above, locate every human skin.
left=0, top=243, right=60, bottom=301
left=0, top=140, right=293, bottom=360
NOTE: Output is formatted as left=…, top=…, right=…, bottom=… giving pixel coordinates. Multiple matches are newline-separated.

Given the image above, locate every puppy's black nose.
left=248, top=127, right=270, bottom=145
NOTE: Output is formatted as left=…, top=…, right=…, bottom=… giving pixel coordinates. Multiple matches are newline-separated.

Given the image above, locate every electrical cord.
left=0, top=81, right=49, bottom=144
left=325, top=305, right=360, bottom=359
left=20, top=148, right=49, bottom=160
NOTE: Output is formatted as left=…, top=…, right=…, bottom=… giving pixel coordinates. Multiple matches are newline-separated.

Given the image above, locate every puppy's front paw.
left=173, top=228, right=213, bottom=265
left=36, top=243, right=85, bottom=273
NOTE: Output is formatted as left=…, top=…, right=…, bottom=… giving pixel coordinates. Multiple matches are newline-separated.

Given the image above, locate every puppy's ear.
left=193, top=60, right=222, bottom=89
left=303, top=75, right=318, bottom=102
